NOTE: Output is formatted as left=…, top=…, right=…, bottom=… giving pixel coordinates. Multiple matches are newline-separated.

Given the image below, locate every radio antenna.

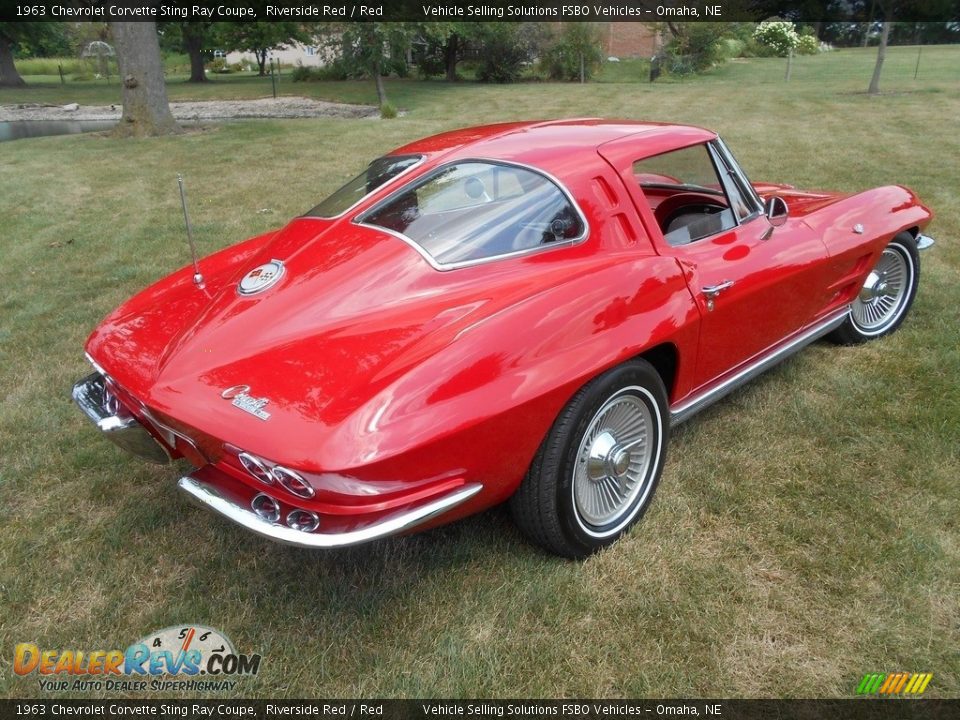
left=177, top=173, right=205, bottom=289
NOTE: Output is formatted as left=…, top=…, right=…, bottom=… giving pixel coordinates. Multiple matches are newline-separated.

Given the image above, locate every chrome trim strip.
left=353, top=157, right=591, bottom=271
left=670, top=308, right=849, bottom=425
left=916, top=234, right=935, bottom=251
left=72, top=372, right=172, bottom=464
left=178, top=476, right=484, bottom=549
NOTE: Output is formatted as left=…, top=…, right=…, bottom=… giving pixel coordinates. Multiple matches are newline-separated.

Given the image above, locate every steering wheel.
left=654, top=192, right=728, bottom=233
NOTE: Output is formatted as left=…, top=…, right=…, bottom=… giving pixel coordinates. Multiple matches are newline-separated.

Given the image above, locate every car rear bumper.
left=72, top=372, right=171, bottom=465
left=178, top=471, right=483, bottom=549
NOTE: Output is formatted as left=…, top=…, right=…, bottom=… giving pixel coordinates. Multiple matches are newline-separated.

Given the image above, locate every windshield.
left=307, top=154, right=422, bottom=218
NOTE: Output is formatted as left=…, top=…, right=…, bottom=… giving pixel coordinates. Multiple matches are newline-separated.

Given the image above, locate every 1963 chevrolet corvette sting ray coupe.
left=73, top=120, right=935, bottom=557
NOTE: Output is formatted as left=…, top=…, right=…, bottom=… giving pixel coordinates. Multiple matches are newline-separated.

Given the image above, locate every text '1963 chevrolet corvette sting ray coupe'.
left=73, top=119, right=935, bottom=558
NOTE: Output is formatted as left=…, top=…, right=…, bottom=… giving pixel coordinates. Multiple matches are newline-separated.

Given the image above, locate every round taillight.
left=238, top=452, right=274, bottom=485
left=273, top=466, right=315, bottom=499
left=286, top=509, right=320, bottom=533
left=251, top=493, right=280, bottom=523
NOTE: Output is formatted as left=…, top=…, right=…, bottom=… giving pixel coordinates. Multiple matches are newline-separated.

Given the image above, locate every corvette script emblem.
left=221, top=385, right=271, bottom=421
left=237, top=259, right=285, bottom=296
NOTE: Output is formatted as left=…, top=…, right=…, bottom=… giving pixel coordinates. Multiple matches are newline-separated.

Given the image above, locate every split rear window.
left=308, top=155, right=422, bottom=218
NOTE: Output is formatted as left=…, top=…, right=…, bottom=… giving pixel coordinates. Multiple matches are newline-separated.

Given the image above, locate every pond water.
left=0, top=119, right=117, bottom=142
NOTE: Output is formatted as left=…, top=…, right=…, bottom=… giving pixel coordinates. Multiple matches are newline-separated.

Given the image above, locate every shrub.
left=380, top=101, right=398, bottom=119
left=753, top=21, right=800, bottom=57
left=290, top=65, right=317, bottom=82
left=475, top=23, right=542, bottom=83
left=718, top=37, right=745, bottom=60
left=207, top=58, right=232, bottom=74
left=796, top=35, right=820, bottom=55
left=666, top=24, right=727, bottom=75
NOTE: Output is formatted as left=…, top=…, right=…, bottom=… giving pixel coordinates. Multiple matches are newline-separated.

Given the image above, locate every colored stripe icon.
left=856, top=672, right=933, bottom=695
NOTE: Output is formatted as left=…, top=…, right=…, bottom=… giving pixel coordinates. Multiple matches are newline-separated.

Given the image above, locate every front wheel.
left=829, top=232, right=920, bottom=345
left=510, top=360, right=669, bottom=558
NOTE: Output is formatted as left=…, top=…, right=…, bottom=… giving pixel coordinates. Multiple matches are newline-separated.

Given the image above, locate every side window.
left=633, top=144, right=741, bottom=246
left=359, top=162, right=585, bottom=268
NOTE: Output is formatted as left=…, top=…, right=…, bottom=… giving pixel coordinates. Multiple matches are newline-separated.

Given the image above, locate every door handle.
left=701, top=280, right=735, bottom=299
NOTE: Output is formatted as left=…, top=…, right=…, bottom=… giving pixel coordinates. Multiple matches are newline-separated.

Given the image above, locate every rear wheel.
left=829, top=232, right=919, bottom=345
left=510, top=360, right=668, bottom=558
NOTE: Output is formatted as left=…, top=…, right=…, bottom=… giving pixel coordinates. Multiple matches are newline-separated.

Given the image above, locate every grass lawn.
left=1, top=45, right=958, bottom=699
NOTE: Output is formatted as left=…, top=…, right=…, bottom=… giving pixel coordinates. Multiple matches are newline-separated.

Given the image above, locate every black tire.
left=828, top=232, right=920, bottom=345
left=510, top=360, right=669, bottom=558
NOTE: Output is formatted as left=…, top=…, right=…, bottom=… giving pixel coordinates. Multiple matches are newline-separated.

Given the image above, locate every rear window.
left=358, top=161, right=585, bottom=267
left=308, top=155, right=422, bottom=218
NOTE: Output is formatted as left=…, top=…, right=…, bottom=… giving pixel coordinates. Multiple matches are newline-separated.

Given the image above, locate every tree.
left=337, top=23, right=418, bottom=110
left=541, top=23, right=603, bottom=83
left=160, top=22, right=220, bottom=83
left=222, top=21, right=308, bottom=76
left=110, top=22, right=181, bottom=137
left=416, top=22, right=474, bottom=82
left=868, top=21, right=891, bottom=94
left=0, top=22, right=69, bottom=87
left=473, top=23, right=547, bottom=84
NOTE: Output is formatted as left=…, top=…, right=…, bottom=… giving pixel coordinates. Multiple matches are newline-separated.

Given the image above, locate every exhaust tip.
left=251, top=493, right=280, bottom=523
left=287, top=509, right=320, bottom=533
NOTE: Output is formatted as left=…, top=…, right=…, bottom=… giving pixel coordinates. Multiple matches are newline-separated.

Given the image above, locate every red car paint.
left=79, top=120, right=933, bottom=543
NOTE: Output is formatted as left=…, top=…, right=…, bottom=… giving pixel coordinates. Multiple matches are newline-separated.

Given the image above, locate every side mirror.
left=764, top=195, right=789, bottom=228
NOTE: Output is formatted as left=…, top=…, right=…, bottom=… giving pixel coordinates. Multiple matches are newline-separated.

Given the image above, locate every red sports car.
left=73, top=120, right=935, bottom=557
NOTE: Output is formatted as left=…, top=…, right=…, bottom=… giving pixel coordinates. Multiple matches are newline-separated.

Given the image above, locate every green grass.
left=1, top=45, right=958, bottom=700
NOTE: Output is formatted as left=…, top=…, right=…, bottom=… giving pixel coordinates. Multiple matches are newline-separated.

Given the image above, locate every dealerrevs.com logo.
left=14, top=625, right=261, bottom=693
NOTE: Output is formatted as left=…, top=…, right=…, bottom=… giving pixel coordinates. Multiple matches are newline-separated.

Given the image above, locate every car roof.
left=390, top=119, right=718, bottom=174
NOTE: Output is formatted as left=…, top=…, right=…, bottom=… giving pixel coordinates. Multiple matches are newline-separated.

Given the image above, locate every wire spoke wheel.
left=850, top=245, right=913, bottom=335
left=510, top=360, right=668, bottom=558
left=573, top=389, right=654, bottom=529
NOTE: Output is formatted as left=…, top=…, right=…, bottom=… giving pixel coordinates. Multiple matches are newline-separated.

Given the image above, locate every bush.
left=207, top=58, right=233, bottom=74
left=753, top=21, right=800, bottom=57
left=316, top=58, right=354, bottom=80
left=474, top=23, right=543, bottom=83
left=380, top=102, right=398, bottom=119
left=718, top=37, right=745, bottom=60
left=666, top=24, right=727, bottom=75
left=796, top=35, right=820, bottom=55
left=290, top=65, right=318, bottom=82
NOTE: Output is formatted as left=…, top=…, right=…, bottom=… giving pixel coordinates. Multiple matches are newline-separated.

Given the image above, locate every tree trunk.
left=110, top=22, right=180, bottom=137
left=868, top=22, right=891, bottom=95
left=863, top=0, right=877, bottom=48
left=374, top=63, right=387, bottom=107
left=183, top=26, right=207, bottom=83
left=256, top=49, right=267, bottom=76
left=0, top=36, right=25, bottom=87
left=444, top=34, right=459, bottom=82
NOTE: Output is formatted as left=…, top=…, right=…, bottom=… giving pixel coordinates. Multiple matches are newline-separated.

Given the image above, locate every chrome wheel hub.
left=851, top=247, right=911, bottom=333
left=574, top=391, right=654, bottom=527
left=586, top=431, right=633, bottom=485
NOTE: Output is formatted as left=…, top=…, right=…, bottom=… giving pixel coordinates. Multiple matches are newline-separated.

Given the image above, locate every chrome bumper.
left=178, top=474, right=483, bottom=549
left=72, top=372, right=171, bottom=465
left=916, top=233, right=935, bottom=251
